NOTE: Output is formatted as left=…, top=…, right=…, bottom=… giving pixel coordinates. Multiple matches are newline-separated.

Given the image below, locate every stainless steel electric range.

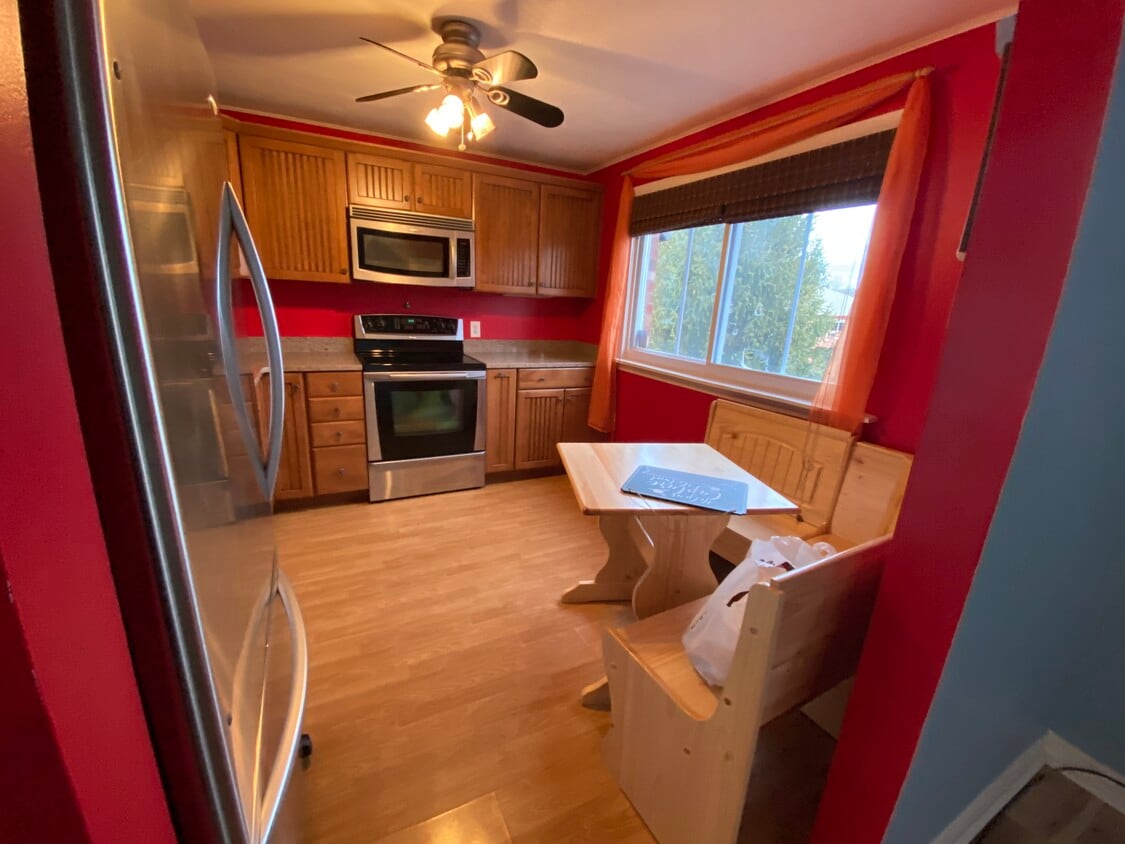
left=354, top=314, right=487, bottom=502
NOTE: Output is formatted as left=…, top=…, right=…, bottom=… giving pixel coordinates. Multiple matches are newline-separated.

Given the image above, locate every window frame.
left=620, top=206, right=881, bottom=408
left=618, top=115, right=899, bottom=410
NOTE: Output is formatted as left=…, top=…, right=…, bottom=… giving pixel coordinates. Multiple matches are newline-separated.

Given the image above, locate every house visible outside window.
left=620, top=126, right=894, bottom=406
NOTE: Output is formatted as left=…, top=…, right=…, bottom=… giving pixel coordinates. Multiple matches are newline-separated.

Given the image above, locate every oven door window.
left=357, top=228, right=450, bottom=278
left=372, top=378, right=479, bottom=460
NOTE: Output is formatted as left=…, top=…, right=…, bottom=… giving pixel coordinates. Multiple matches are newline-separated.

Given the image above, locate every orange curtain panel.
left=811, top=76, right=932, bottom=432
left=588, top=69, right=928, bottom=433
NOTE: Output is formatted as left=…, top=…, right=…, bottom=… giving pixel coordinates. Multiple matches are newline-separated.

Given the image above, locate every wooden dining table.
left=558, top=442, right=798, bottom=706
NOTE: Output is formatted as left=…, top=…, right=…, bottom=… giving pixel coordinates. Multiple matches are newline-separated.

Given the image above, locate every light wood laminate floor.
left=275, top=475, right=835, bottom=843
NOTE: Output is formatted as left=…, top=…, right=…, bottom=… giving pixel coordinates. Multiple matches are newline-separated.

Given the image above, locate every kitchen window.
left=620, top=127, right=894, bottom=406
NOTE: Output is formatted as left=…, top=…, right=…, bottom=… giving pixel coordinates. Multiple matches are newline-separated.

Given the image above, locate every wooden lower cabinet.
left=515, top=388, right=566, bottom=469
left=258, top=373, right=315, bottom=501
left=562, top=387, right=593, bottom=443
left=312, top=444, right=368, bottom=494
left=254, top=370, right=369, bottom=503
left=513, top=369, right=598, bottom=477
left=485, top=369, right=518, bottom=473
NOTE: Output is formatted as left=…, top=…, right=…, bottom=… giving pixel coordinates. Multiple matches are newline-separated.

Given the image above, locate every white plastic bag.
left=682, top=536, right=836, bottom=686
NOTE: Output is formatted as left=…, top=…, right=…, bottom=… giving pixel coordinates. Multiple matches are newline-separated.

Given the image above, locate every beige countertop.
left=238, top=337, right=598, bottom=377
left=465, top=340, right=598, bottom=369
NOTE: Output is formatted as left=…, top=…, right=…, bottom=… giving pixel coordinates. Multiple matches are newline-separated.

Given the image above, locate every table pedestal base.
left=565, top=511, right=730, bottom=709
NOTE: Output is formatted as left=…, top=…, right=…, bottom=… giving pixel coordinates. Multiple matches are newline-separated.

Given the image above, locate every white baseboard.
left=932, top=738, right=1047, bottom=844
left=934, top=731, right=1125, bottom=844
left=1041, top=731, right=1125, bottom=817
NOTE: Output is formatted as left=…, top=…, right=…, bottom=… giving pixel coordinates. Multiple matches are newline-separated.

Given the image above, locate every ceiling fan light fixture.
left=438, top=93, right=464, bottom=128
left=424, top=106, right=450, bottom=137
left=470, top=109, right=495, bottom=141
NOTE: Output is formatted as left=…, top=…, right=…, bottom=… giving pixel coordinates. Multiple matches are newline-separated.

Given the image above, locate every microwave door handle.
left=215, top=181, right=285, bottom=499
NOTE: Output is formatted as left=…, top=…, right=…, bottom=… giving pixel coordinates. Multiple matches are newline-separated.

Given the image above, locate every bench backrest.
left=830, top=442, right=914, bottom=544
left=727, top=536, right=887, bottom=724
left=705, top=400, right=853, bottom=531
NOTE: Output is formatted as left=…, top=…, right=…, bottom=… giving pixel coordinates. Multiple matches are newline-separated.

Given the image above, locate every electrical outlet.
left=469, top=320, right=481, bottom=338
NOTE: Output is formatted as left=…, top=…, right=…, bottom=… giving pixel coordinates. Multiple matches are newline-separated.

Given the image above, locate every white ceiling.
left=188, top=0, right=1012, bottom=173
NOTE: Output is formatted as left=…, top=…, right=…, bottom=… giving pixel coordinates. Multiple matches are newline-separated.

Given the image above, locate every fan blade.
left=471, top=50, right=538, bottom=86
left=355, top=84, right=441, bottom=103
left=487, top=87, right=564, bottom=128
left=359, top=36, right=444, bottom=77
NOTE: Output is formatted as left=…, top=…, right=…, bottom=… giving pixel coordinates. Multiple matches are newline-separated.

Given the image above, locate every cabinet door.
left=474, top=173, right=539, bottom=294
left=257, top=373, right=314, bottom=500
left=414, top=162, right=473, bottom=218
left=515, top=388, right=565, bottom=469
left=223, top=129, right=242, bottom=200
left=485, top=369, right=518, bottom=473
left=562, top=387, right=595, bottom=443
left=347, top=152, right=413, bottom=211
left=537, top=185, right=601, bottom=297
left=239, top=135, right=349, bottom=283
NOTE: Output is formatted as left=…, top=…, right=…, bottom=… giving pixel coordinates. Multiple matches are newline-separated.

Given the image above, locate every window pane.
left=714, top=204, right=876, bottom=381
left=630, top=225, right=724, bottom=362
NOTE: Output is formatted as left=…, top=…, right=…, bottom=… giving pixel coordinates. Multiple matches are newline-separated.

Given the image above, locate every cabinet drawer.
left=305, top=371, right=363, bottom=397
left=313, top=445, right=368, bottom=494
left=307, top=395, right=365, bottom=422
left=517, top=367, right=593, bottom=389
left=310, top=420, right=366, bottom=448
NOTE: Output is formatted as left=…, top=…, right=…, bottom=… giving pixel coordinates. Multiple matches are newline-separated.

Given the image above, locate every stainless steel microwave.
left=348, top=206, right=474, bottom=288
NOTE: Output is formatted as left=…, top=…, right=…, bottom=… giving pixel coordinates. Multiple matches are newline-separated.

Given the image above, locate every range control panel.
left=356, top=314, right=461, bottom=338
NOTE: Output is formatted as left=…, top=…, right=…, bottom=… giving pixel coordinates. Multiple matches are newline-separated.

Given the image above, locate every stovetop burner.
left=353, top=314, right=486, bottom=372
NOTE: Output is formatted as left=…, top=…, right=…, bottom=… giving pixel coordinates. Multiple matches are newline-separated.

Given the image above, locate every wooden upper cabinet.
left=238, top=135, right=349, bottom=283
left=348, top=152, right=413, bottom=211
left=223, top=129, right=242, bottom=199
left=538, top=185, right=601, bottom=297
left=414, top=162, right=472, bottom=218
left=348, top=154, right=472, bottom=218
left=474, top=173, right=540, bottom=294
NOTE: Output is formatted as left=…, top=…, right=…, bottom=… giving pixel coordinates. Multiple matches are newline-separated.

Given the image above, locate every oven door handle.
left=365, top=371, right=486, bottom=382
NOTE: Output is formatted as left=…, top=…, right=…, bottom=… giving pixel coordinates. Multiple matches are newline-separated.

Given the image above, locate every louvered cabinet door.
left=414, top=163, right=472, bottom=218
left=256, top=373, right=315, bottom=501
left=474, top=173, right=539, bottom=294
left=537, top=185, right=601, bottom=297
left=485, top=369, right=518, bottom=473
left=347, top=152, right=413, bottom=211
left=515, top=388, right=565, bottom=470
left=239, top=135, right=349, bottom=283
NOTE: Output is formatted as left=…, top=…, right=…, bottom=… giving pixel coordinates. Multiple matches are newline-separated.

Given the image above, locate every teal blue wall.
left=885, top=35, right=1125, bottom=844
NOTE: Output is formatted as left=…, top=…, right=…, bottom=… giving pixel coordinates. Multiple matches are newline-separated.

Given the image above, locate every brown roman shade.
left=630, top=129, right=896, bottom=236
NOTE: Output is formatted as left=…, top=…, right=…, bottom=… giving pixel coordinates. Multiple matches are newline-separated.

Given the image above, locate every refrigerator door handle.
left=258, top=570, right=309, bottom=844
left=215, top=181, right=285, bottom=499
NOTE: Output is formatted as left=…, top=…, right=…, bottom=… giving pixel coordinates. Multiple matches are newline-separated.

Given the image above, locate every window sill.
left=616, top=358, right=877, bottom=425
left=617, top=358, right=815, bottom=420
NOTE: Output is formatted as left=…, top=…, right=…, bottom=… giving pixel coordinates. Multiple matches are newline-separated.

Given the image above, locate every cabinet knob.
left=334, top=431, right=342, bottom=441
left=339, top=268, right=348, bottom=275
left=329, top=381, right=339, bottom=392
left=403, top=195, right=411, bottom=202
left=332, top=407, right=341, bottom=418
left=336, top=468, right=345, bottom=477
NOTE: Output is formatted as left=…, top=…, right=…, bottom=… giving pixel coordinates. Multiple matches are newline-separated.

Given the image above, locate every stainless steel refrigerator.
left=18, top=0, right=307, bottom=841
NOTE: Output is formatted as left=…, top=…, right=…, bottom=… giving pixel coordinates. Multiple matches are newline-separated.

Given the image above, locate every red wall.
left=812, top=1, right=1125, bottom=840
left=0, top=2, right=175, bottom=840
left=228, top=111, right=606, bottom=341
left=602, top=25, right=1000, bottom=452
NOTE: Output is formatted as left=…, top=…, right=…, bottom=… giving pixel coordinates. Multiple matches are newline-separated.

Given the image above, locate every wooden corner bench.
left=598, top=400, right=914, bottom=843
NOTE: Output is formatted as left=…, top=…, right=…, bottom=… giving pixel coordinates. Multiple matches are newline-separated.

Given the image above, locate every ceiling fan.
left=355, top=19, right=563, bottom=149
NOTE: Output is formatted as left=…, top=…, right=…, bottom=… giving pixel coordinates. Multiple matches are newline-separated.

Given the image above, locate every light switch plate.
left=469, top=320, right=481, bottom=338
